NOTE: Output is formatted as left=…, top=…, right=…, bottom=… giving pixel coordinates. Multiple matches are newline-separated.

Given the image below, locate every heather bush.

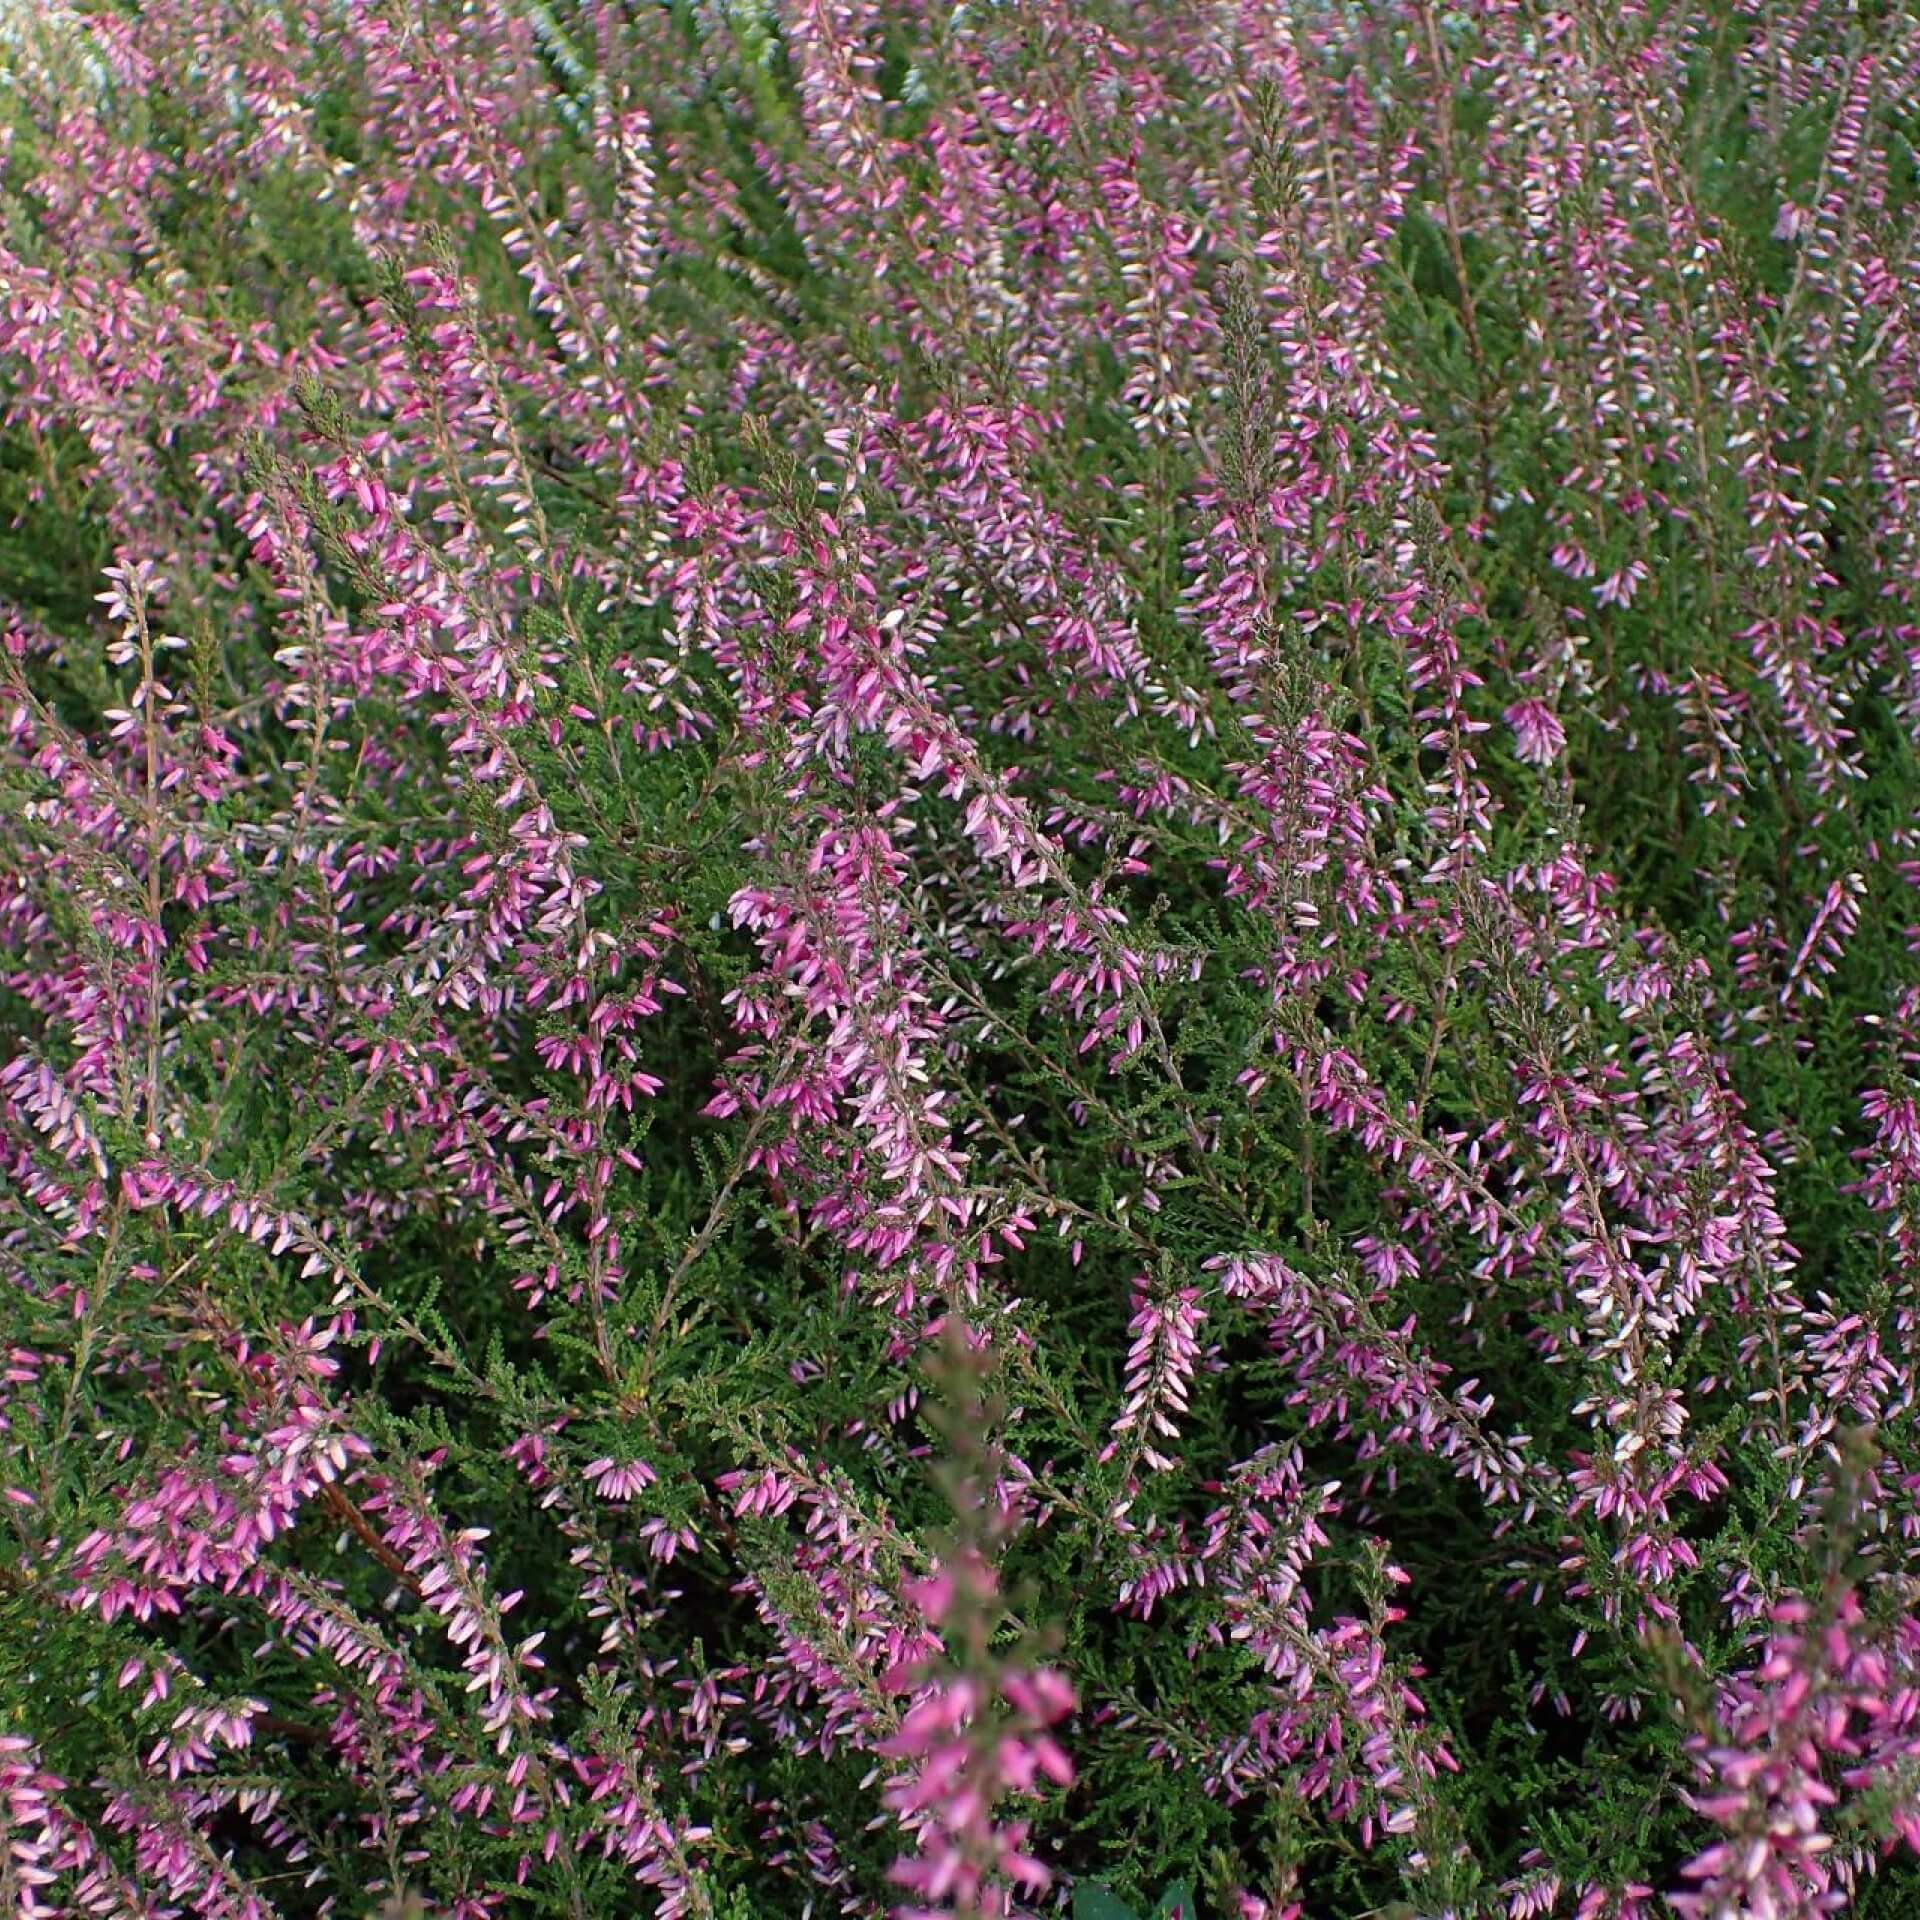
left=3, top=1, right=1920, bottom=1916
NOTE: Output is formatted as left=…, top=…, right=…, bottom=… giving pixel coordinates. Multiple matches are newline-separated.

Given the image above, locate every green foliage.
left=1073, top=1878, right=1199, bottom=1920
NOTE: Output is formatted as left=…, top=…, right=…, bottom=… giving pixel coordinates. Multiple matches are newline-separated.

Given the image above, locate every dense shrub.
left=3, top=2, right=1920, bottom=1916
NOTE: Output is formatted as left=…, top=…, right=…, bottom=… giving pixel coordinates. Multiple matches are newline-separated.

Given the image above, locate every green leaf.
left=1153, top=1884, right=1198, bottom=1920
left=1073, top=1886, right=1138, bottom=1920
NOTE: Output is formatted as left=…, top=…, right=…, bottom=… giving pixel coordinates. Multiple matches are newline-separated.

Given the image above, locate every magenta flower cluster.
left=3, top=2, right=1920, bottom=1918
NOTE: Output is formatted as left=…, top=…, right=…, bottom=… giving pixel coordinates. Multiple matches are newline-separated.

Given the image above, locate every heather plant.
left=3, top=2, right=1920, bottom=1917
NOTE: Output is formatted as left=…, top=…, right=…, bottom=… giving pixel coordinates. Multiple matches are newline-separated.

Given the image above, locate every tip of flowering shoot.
left=582, top=1457, right=659, bottom=1501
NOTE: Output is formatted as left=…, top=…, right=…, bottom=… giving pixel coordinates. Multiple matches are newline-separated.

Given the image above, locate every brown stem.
left=320, top=1484, right=422, bottom=1595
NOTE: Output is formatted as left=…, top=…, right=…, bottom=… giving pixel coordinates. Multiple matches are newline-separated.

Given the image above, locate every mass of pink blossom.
left=2, top=1, right=1920, bottom=1918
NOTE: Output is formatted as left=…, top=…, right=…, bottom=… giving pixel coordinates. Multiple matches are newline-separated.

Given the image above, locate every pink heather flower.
left=1593, top=560, right=1649, bottom=610
left=1505, top=698, right=1567, bottom=767
left=3, top=5, right=1920, bottom=1918
left=1106, top=1282, right=1208, bottom=1473
left=583, top=1456, right=660, bottom=1501
left=881, top=1634, right=1076, bottom=1920
left=1671, top=1586, right=1920, bottom=1920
